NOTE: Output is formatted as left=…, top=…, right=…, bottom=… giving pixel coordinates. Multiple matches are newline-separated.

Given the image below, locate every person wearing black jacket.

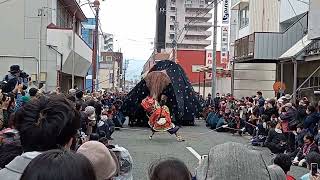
left=303, top=106, right=320, bottom=135
left=265, top=121, right=287, bottom=154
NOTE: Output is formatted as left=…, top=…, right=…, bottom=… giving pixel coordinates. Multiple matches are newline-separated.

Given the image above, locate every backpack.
left=110, top=145, right=133, bottom=180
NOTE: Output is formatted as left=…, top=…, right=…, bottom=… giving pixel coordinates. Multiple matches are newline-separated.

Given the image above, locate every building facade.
left=230, top=0, right=309, bottom=98
left=0, top=0, right=92, bottom=92
left=155, top=0, right=212, bottom=52
left=99, top=52, right=123, bottom=90
left=81, top=18, right=96, bottom=90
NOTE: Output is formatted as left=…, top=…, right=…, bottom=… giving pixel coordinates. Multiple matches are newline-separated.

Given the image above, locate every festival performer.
left=141, top=71, right=184, bottom=141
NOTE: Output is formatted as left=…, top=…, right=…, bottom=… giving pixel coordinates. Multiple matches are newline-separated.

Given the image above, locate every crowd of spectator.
left=202, top=91, right=320, bottom=180
left=2, top=65, right=320, bottom=180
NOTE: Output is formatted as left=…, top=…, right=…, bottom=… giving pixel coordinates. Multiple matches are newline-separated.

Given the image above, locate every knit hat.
left=85, top=106, right=96, bottom=121
left=77, top=141, right=118, bottom=180
left=196, top=142, right=282, bottom=180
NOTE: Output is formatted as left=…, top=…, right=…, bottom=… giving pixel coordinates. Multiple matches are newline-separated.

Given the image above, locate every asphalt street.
left=112, top=120, right=308, bottom=180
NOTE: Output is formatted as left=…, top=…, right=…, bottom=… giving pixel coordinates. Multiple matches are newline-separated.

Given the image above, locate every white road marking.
left=186, top=147, right=202, bottom=161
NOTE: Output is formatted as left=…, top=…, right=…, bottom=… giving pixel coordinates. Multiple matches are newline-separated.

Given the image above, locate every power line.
left=0, top=0, right=12, bottom=5
left=179, top=0, right=223, bottom=44
left=287, top=0, right=305, bottom=31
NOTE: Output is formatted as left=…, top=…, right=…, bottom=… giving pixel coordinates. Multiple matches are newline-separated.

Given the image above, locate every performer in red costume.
left=141, top=71, right=184, bottom=141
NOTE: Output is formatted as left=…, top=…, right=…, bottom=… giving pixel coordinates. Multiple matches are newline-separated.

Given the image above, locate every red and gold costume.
left=141, top=96, right=175, bottom=132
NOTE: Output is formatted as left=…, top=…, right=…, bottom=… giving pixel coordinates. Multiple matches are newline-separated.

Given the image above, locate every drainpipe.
left=293, top=58, right=298, bottom=103
left=38, top=8, right=43, bottom=85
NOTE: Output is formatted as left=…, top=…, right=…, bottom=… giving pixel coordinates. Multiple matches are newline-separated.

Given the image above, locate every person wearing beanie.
left=84, top=106, right=96, bottom=135
left=196, top=142, right=285, bottom=180
left=77, top=141, right=119, bottom=180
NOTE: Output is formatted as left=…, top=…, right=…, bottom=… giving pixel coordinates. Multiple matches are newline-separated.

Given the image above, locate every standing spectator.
left=0, top=95, right=80, bottom=180
left=20, top=149, right=96, bottom=180
left=149, top=158, right=191, bottom=180
left=257, top=91, right=265, bottom=115
left=279, top=103, right=297, bottom=152
left=273, top=154, right=296, bottom=180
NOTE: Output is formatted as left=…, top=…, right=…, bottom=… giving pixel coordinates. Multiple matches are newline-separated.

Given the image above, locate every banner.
left=220, top=26, right=229, bottom=64
left=222, top=0, right=230, bottom=24
left=206, top=51, right=213, bottom=80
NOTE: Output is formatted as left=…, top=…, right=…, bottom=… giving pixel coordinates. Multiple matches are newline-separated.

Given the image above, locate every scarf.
left=303, top=142, right=315, bottom=156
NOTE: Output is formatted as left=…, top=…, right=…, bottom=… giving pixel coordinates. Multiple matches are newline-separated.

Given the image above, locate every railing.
left=234, top=34, right=254, bottom=59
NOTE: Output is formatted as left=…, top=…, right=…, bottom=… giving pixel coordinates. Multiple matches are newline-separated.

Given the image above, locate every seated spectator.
left=196, top=142, right=285, bottom=180
left=301, top=152, right=320, bottom=180
left=20, top=149, right=96, bottom=180
left=77, top=141, right=119, bottom=180
left=251, top=115, right=268, bottom=146
left=0, top=95, right=80, bottom=180
left=149, top=158, right=192, bottom=180
left=304, top=106, right=319, bottom=135
left=97, top=115, right=115, bottom=140
left=293, top=134, right=319, bottom=167
left=264, top=121, right=287, bottom=154
left=273, top=154, right=296, bottom=180
left=28, top=88, right=38, bottom=99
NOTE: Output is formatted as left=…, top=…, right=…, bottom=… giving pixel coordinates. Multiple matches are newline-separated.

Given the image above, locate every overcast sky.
left=81, top=0, right=156, bottom=60
left=80, top=0, right=224, bottom=80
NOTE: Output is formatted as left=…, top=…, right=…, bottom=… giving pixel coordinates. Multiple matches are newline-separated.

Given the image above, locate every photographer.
left=2, top=65, right=29, bottom=93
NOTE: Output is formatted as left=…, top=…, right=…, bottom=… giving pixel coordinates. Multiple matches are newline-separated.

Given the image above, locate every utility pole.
left=212, top=0, right=218, bottom=98
left=123, top=59, right=129, bottom=91
left=72, top=12, right=76, bottom=89
left=173, top=9, right=178, bottom=62
left=92, top=0, right=100, bottom=92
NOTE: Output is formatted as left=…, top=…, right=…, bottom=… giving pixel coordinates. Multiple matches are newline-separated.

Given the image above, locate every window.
left=88, top=29, right=93, bottom=45
left=106, top=56, right=112, bottom=61
left=170, top=16, right=176, bottom=21
left=56, top=1, right=73, bottom=29
left=170, top=7, right=176, bottom=11
left=171, top=0, right=176, bottom=4
left=170, top=25, right=175, bottom=31
left=200, top=0, right=205, bottom=4
left=239, top=6, right=249, bottom=29
left=170, top=34, right=175, bottom=39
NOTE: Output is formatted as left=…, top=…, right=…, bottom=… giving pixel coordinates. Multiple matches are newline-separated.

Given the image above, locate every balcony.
left=185, top=3, right=213, bottom=10
left=231, top=0, right=249, bottom=10
left=234, top=13, right=308, bottom=63
left=186, top=30, right=211, bottom=37
left=185, top=12, right=212, bottom=19
left=188, top=22, right=212, bottom=29
left=180, top=39, right=211, bottom=46
left=47, top=28, right=92, bottom=77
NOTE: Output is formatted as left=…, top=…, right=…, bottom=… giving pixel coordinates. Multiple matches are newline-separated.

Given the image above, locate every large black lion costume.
left=121, top=60, right=201, bottom=126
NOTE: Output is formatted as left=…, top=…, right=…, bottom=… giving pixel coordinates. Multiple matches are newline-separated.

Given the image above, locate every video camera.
left=1, top=65, right=30, bottom=93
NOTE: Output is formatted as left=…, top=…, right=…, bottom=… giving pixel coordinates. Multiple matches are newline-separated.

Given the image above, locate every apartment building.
left=155, top=0, right=212, bottom=52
